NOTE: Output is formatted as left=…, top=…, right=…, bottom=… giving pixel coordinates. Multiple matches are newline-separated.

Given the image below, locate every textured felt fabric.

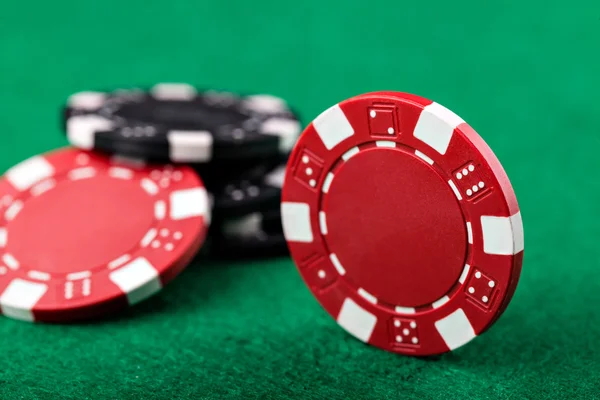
left=0, top=0, right=599, bottom=398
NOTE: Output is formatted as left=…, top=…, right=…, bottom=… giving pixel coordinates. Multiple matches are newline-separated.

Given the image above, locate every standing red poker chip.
left=0, top=148, right=210, bottom=323
left=281, top=92, right=524, bottom=356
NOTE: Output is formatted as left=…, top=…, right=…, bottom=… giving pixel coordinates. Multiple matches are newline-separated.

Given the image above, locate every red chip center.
left=324, top=147, right=467, bottom=308
left=7, top=176, right=154, bottom=275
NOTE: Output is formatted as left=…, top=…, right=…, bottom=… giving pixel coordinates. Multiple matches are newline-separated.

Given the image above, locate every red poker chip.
left=0, top=148, right=209, bottom=323
left=281, top=92, right=524, bottom=356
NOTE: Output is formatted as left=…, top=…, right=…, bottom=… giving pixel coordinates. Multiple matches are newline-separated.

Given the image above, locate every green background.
left=1, top=1, right=599, bottom=398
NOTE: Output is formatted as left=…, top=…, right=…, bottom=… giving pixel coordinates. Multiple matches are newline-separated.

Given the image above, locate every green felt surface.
left=0, top=1, right=599, bottom=398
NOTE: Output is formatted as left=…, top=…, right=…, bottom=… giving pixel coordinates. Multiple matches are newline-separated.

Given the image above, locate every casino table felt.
left=0, top=0, right=599, bottom=398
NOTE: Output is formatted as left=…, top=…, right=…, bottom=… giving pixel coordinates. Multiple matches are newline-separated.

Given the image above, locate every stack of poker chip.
left=0, top=83, right=300, bottom=323
left=0, top=86, right=525, bottom=359
left=62, top=83, right=300, bottom=259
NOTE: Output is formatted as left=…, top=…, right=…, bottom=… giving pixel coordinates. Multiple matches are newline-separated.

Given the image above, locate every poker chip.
left=211, top=163, right=285, bottom=218
left=210, top=208, right=287, bottom=259
left=194, top=153, right=286, bottom=191
left=281, top=92, right=524, bottom=356
left=0, top=148, right=210, bottom=322
left=63, top=83, right=302, bottom=163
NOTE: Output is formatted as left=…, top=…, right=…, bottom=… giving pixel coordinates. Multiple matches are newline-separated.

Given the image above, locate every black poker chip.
left=62, top=83, right=302, bottom=163
left=209, top=208, right=288, bottom=259
left=194, top=152, right=287, bottom=191
left=210, top=163, right=285, bottom=218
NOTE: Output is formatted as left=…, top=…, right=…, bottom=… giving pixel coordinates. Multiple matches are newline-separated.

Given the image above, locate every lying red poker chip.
left=281, top=92, right=524, bottom=356
left=0, top=148, right=209, bottom=323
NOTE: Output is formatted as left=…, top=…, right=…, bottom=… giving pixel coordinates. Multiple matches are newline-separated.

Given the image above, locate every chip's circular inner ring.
left=1, top=171, right=165, bottom=278
left=315, top=141, right=470, bottom=311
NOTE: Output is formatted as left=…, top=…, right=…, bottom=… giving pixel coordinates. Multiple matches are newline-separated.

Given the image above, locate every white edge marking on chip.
left=3, top=253, right=19, bottom=270
left=244, top=94, right=288, bottom=113
left=140, top=229, right=158, bottom=248
left=66, top=271, right=91, bottom=280
left=341, top=146, right=359, bottom=161
left=459, top=264, right=471, bottom=284
left=358, top=288, right=377, bottom=304
left=432, top=295, right=450, bottom=309
left=0, top=228, right=7, bottom=248
left=151, top=83, right=197, bottom=100
left=167, top=131, right=213, bottom=162
left=329, top=253, right=345, bottom=276
left=141, top=178, right=159, bottom=196
left=82, top=279, right=91, bottom=296
left=511, top=211, right=525, bottom=253
left=0, top=279, right=48, bottom=322
left=434, top=308, right=476, bottom=351
left=67, top=91, right=106, bottom=109
left=415, top=150, right=434, bottom=165
left=169, top=188, right=209, bottom=220
left=222, top=213, right=262, bottom=237
left=281, top=202, right=313, bottom=243
left=28, top=271, right=50, bottom=281
left=414, top=102, right=463, bottom=155
left=154, top=201, right=166, bottom=220
left=31, top=179, right=56, bottom=196
left=337, top=298, right=377, bottom=343
left=264, top=165, right=286, bottom=188
left=109, top=257, right=162, bottom=305
left=312, top=104, right=354, bottom=150
left=375, top=141, right=396, bottom=148
left=260, top=118, right=302, bottom=153
left=319, top=211, right=328, bottom=235
left=322, top=172, right=334, bottom=193
left=69, top=167, right=97, bottom=181
left=64, top=281, right=73, bottom=299
left=67, top=115, right=113, bottom=150
left=466, top=222, right=473, bottom=244
left=108, top=167, right=133, bottom=180
left=108, top=254, right=132, bottom=270
left=4, top=201, right=23, bottom=221
left=6, top=156, right=55, bottom=191
left=395, top=306, right=416, bottom=314
left=481, top=211, right=524, bottom=255
left=108, top=167, right=134, bottom=180
left=448, top=180, right=463, bottom=201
